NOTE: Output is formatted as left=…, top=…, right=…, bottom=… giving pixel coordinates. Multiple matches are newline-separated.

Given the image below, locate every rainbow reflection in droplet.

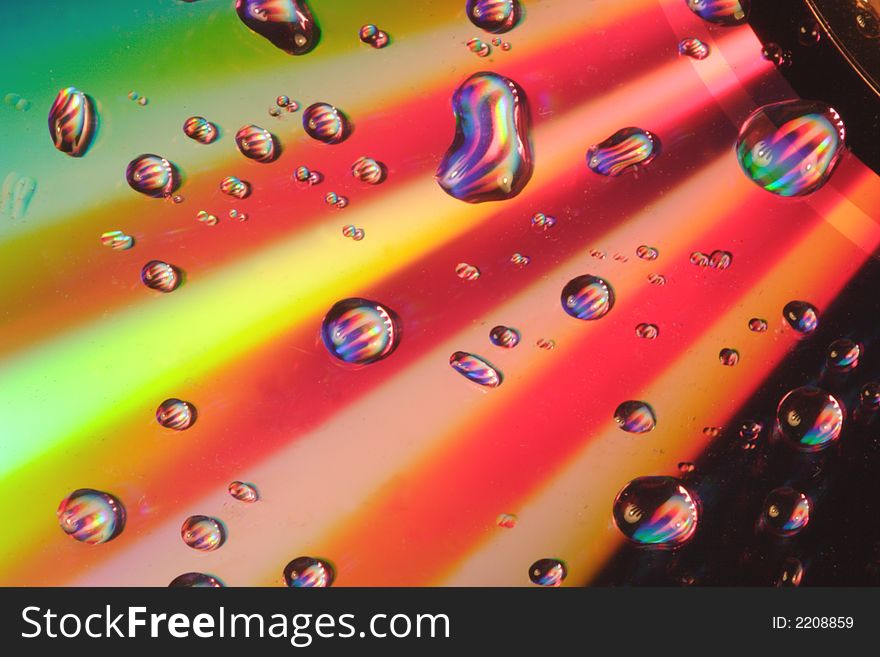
left=685, top=0, right=749, bottom=26
left=776, top=385, right=843, bottom=452
left=303, top=102, right=348, bottom=144
left=613, top=400, right=656, bottom=433
left=449, top=351, right=502, bottom=388
left=586, top=127, right=659, bottom=177
left=235, top=0, right=320, bottom=55
left=183, top=116, right=218, bottom=144
left=235, top=124, right=278, bottom=162
left=762, top=488, right=810, bottom=537
left=528, top=558, right=566, bottom=586
left=48, top=87, right=96, bottom=157
left=284, top=556, right=334, bottom=587
left=783, top=300, right=818, bottom=334
left=561, top=274, right=614, bottom=320
left=321, top=298, right=400, bottom=365
left=612, top=476, right=698, bottom=547
left=126, top=154, right=178, bottom=198
left=181, top=515, right=225, bottom=551
left=57, top=488, right=125, bottom=545
left=467, top=0, right=521, bottom=34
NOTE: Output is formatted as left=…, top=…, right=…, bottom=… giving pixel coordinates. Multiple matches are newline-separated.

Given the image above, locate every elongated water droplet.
left=126, top=154, right=179, bottom=198
left=635, top=323, right=659, bottom=339
left=236, top=0, right=320, bottom=55
left=183, top=116, right=218, bottom=144
left=321, top=298, right=400, bottom=365
left=761, top=488, right=810, bottom=536
left=456, top=262, right=481, bottom=280
left=48, top=87, right=96, bottom=157
left=449, top=351, right=502, bottom=387
left=141, top=260, right=181, bottom=293
left=169, top=573, right=224, bottom=588
left=228, top=481, right=259, bottom=503
left=436, top=71, right=533, bottom=203
left=586, top=127, right=660, bottom=177
left=776, top=386, right=843, bottom=452
left=57, top=489, right=125, bottom=544
left=636, top=245, right=659, bottom=260
left=467, top=0, right=521, bottom=33
left=678, top=37, right=710, bottom=59
left=284, top=556, right=334, bottom=587
left=528, top=558, right=566, bottom=586
left=783, top=300, right=818, bottom=334
left=235, top=124, right=278, bottom=162
left=156, top=398, right=197, bottom=430
left=708, top=250, right=732, bottom=269
left=613, top=476, right=698, bottom=546
left=220, top=175, right=251, bottom=199
left=303, top=102, right=349, bottom=144
left=614, top=400, right=656, bottom=433
left=100, top=230, right=134, bottom=250
left=181, top=515, right=225, bottom=551
left=685, top=0, right=749, bottom=26
left=561, top=274, right=614, bottom=320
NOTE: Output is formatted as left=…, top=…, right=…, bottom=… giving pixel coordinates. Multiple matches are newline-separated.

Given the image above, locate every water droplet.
left=269, top=106, right=282, bottom=117
left=590, top=249, right=607, bottom=260
left=492, top=37, right=503, bottom=46
left=489, top=325, right=520, bottom=348
left=719, top=348, right=739, bottom=366
left=308, top=171, right=323, bottom=185
left=342, top=224, right=365, bottom=240
left=708, top=250, right=732, bottom=269
left=456, top=262, right=481, bottom=280
left=736, top=100, right=845, bottom=196
left=685, top=0, right=749, bottom=26
left=761, top=43, right=791, bottom=67
left=776, top=386, right=843, bottom=452
left=496, top=513, right=518, bottom=528
left=325, top=191, right=339, bottom=205
left=276, top=95, right=290, bottom=107
left=449, top=351, right=502, bottom=387
left=197, top=210, right=218, bottom=226
left=510, top=252, right=530, bottom=267
left=761, top=488, right=810, bottom=536
left=561, top=274, right=614, bottom=320
left=678, top=462, right=695, bottom=474
left=531, top=212, right=556, bottom=231
left=236, top=0, right=320, bottom=55
left=169, top=573, right=224, bottom=588
left=171, top=194, right=184, bottom=204
left=141, top=260, right=181, bottom=293
left=612, top=476, right=698, bottom=546
left=137, top=96, right=149, bottom=106
left=48, top=87, right=96, bottom=157
left=613, top=252, right=628, bottom=263
left=536, top=338, right=556, bottom=350
left=100, top=230, right=134, bottom=250
left=528, top=558, right=566, bottom=586
left=321, top=298, right=400, bottom=365
left=614, top=400, right=656, bottom=433
left=635, top=323, right=659, bottom=339
left=776, top=557, right=804, bottom=587
left=351, top=156, right=385, bottom=184
left=501, top=41, right=511, bottom=51
left=436, top=72, right=533, bottom=203
left=303, top=102, right=349, bottom=144
left=126, top=154, right=179, bottom=198
left=235, top=124, right=278, bottom=163
left=467, top=37, right=491, bottom=57
left=586, top=127, right=660, bottom=176
left=352, top=228, right=364, bottom=240
left=371, top=30, right=389, bottom=48
left=284, top=556, right=334, bottom=587
left=467, top=0, right=521, bottom=33
left=57, top=489, right=125, bottom=544
left=748, top=317, right=768, bottom=332
left=797, top=20, right=821, bottom=46
left=739, top=419, right=762, bottom=441
left=228, top=481, right=259, bottom=503
left=181, top=515, right=225, bottom=551
left=220, top=175, right=251, bottom=199
left=678, top=36, right=710, bottom=59
left=648, top=272, right=666, bottom=286
left=156, top=398, right=196, bottom=430
left=783, top=300, right=818, bottom=335
left=826, top=338, right=860, bottom=371
left=127, top=91, right=139, bottom=101
left=358, top=24, right=389, bottom=48
left=689, top=251, right=709, bottom=267
left=294, top=166, right=311, bottom=182
left=636, top=245, right=659, bottom=261
left=182, top=116, right=218, bottom=144
left=855, top=0, right=880, bottom=38
left=860, top=382, right=880, bottom=411
left=286, top=100, right=299, bottom=112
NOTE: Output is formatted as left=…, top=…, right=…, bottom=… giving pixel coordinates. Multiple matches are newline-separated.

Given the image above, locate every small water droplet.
left=467, top=37, right=491, bottom=56
left=855, top=1, right=880, bottom=38
left=321, top=298, right=400, bottom=365
left=636, top=245, right=659, bottom=260
left=690, top=251, right=710, bottom=267
left=228, top=481, right=259, bottom=503
left=127, top=91, right=139, bottom=101
left=678, top=36, right=710, bottom=59
left=156, top=398, right=196, bottom=430
left=496, top=513, right=518, bottom=528
left=501, top=41, right=511, bottom=51
left=761, top=43, right=791, bottom=67
left=456, top=262, right=481, bottom=280
left=761, top=488, right=810, bottom=536
left=284, top=557, right=334, bottom=587
left=294, top=166, right=311, bottom=182
left=169, top=573, right=224, bottom=588
left=235, top=124, right=278, bottom=163
left=100, top=230, right=134, bottom=250
left=648, top=272, right=666, bottom=286
left=351, top=156, right=385, bottom=184
left=126, top=154, right=179, bottom=198
left=489, top=325, right=520, bottom=348
left=776, top=386, right=843, bottom=452
left=181, top=515, right=225, bottom=551
left=635, top=323, right=659, bottom=339
left=739, top=419, right=763, bottom=441
left=797, top=20, right=821, bottom=46
left=703, top=426, right=721, bottom=438
left=826, top=338, right=860, bottom=371
left=859, top=382, right=880, bottom=411
left=450, top=351, right=502, bottom=387
left=783, top=300, right=818, bottom=334
left=308, top=170, right=323, bottom=185
left=137, top=96, right=149, bottom=106
left=57, top=489, right=125, bottom=544
left=586, top=127, right=660, bottom=176
left=536, top=338, right=556, bottom=350
left=590, top=249, right=607, bottom=260
left=708, top=250, right=732, bottom=269
left=141, top=260, right=181, bottom=293
left=276, top=95, right=290, bottom=107
left=561, top=274, right=614, bottom=320
left=612, top=476, right=698, bottom=546
left=219, top=175, right=250, bottom=199
left=197, top=210, right=219, bottom=226
left=303, top=102, right=349, bottom=144
left=748, top=317, right=768, bottom=332
left=531, top=212, right=556, bottom=231
left=678, top=462, right=695, bottom=474
left=614, top=400, right=656, bottom=433
left=719, top=348, right=739, bottom=366
left=510, top=252, right=530, bottom=267
left=528, top=558, right=566, bottom=586
left=776, top=557, right=804, bottom=587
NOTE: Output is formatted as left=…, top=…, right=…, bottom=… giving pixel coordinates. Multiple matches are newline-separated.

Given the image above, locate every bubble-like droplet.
left=324, top=192, right=339, bottom=205
left=467, top=37, right=491, bottom=57
left=761, top=43, right=791, bottom=68
left=276, top=95, right=290, bottom=107
left=169, top=573, right=224, bottom=588
left=197, top=210, right=218, bottom=226
left=436, top=71, right=533, bottom=203
left=496, top=513, right=518, bottom=528
left=303, top=102, right=348, bottom=144
left=776, top=386, right=843, bottom=452
left=748, top=317, right=768, bottom=333
left=678, top=37, right=710, bottom=59
left=586, top=127, right=660, bottom=177
left=678, top=462, right=695, bottom=474
left=456, top=262, right=481, bottom=280
left=141, top=260, right=180, bottom=293
left=636, top=245, right=659, bottom=261
left=352, top=228, right=364, bottom=241
left=235, top=124, right=278, bottom=163
left=489, top=325, right=520, bottom=348
left=528, top=558, right=566, bottom=586
left=797, top=21, right=821, bottom=46
left=57, top=489, right=125, bottom=545
left=776, top=558, right=804, bottom=587
left=294, top=166, right=310, bottom=182
left=351, top=156, right=385, bottom=184
left=126, top=154, right=179, bottom=198
left=467, top=0, right=521, bottom=34
left=501, top=41, right=511, bottom=51
left=321, top=298, right=400, bottom=366
left=359, top=24, right=378, bottom=42
left=561, top=274, right=614, bottom=320
left=647, top=272, right=666, bottom=286
left=719, top=348, right=739, bottom=366
left=685, top=0, right=749, bottom=26
left=761, top=488, right=810, bottom=536
left=783, top=300, right=818, bottom=335
left=635, top=323, right=659, bottom=339
left=536, top=338, right=556, bottom=350
left=137, top=96, right=149, bottom=106
left=703, top=426, right=721, bottom=437
left=183, top=116, right=218, bottom=144
left=181, top=515, right=225, bottom=551
left=510, top=252, right=530, bottom=267
left=220, top=176, right=251, bottom=199
left=860, top=382, right=880, bottom=411
left=284, top=556, right=334, bottom=587
left=708, top=250, right=732, bottom=270
left=48, top=87, right=96, bottom=157
left=531, top=212, right=556, bottom=231
left=100, top=230, right=134, bottom=250
left=308, top=171, right=323, bottom=185
left=735, top=100, right=845, bottom=197
left=614, top=400, right=656, bottom=433
left=235, top=0, right=320, bottom=55
left=228, top=481, right=259, bottom=503
left=156, top=398, right=196, bottom=430
left=449, top=351, right=502, bottom=387
left=739, top=419, right=762, bottom=441
left=269, top=106, right=282, bottom=117
left=612, top=476, right=698, bottom=547
left=826, top=338, right=860, bottom=371
left=689, top=251, right=709, bottom=267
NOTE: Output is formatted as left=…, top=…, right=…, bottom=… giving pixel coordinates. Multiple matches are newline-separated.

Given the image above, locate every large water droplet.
left=826, top=338, right=860, bottom=371
left=183, top=116, right=218, bottom=144
left=235, top=124, right=278, bottom=163
left=48, top=87, right=96, bottom=157
left=528, top=558, right=566, bottom=586
left=228, top=481, right=259, bottom=503
left=235, top=0, right=320, bottom=55
left=436, top=72, right=533, bottom=203
left=735, top=100, right=845, bottom=196
left=141, top=260, right=181, bottom=293
left=561, top=274, right=614, bottom=320
left=169, top=573, right=224, bottom=588
left=685, top=0, right=749, bottom=26
left=775, top=386, right=843, bottom=452
left=678, top=37, right=710, bottom=59
left=284, top=556, right=334, bottom=587
left=321, top=298, right=400, bottom=365
left=467, top=0, right=521, bottom=33
left=303, top=102, right=349, bottom=144
left=156, top=398, right=197, bottom=430
left=586, top=127, right=660, bottom=177
left=220, top=176, right=251, bottom=199
left=449, top=351, right=502, bottom=387
left=783, top=300, right=818, bottom=334
left=57, top=488, right=125, bottom=544
left=612, top=476, right=698, bottom=547
left=613, top=400, right=656, bottom=433
left=761, top=488, right=810, bottom=536
left=181, top=515, right=225, bottom=551
left=126, top=154, right=179, bottom=198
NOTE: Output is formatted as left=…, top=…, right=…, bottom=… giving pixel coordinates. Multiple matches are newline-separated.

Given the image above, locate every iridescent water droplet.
left=269, top=106, right=282, bottom=117
left=612, top=476, right=698, bottom=546
left=181, top=515, right=225, bottom=551
left=456, top=262, right=481, bottom=280
left=169, top=573, right=224, bottom=588
left=501, top=41, right=511, bottom=51
left=467, top=0, right=521, bottom=34
left=719, top=348, right=739, bottom=366
left=450, top=351, right=502, bottom=387
left=496, top=513, right=518, bottom=528
left=100, top=230, right=134, bottom=250
left=528, top=558, right=566, bottom=586
left=783, top=300, right=818, bottom=335
left=197, top=210, right=218, bottom=226
left=236, top=0, right=320, bottom=55
left=303, top=102, right=349, bottom=144
left=57, top=489, right=125, bottom=544
left=336, top=196, right=349, bottom=209
left=776, top=557, right=804, bottom=587
left=531, top=212, right=556, bottom=231
left=635, top=323, right=659, bottom=339
left=228, top=481, right=259, bottom=503
left=284, top=556, right=334, bottom=587
left=739, top=419, right=762, bottom=441
left=678, top=36, right=710, bottom=59
left=48, top=87, right=96, bottom=157
left=761, top=488, right=810, bottom=536
left=308, top=170, right=323, bottom=185
left=181, top=116, right=218, bottom=146
left=141, top=260, right=181, bottom=293
left=126, top=154, right=179, bottom=198
left=325, top=192, right=339, bottom=205
left=510, top=252, right=530, bottom=267
left=321, top=298, right=400, bottom=365
left=276, top=95, right=290, bottom=107
left=736, top=100, right=845, bottom=196
left=359, top=24, right=378, bottom=42
left=636, top=245, right=659, bottom=261
left=235, top=124, right=278, bottom=163
left=489, top=325, right=520, bottom=348
left=614, top=400, right=656, bottom=433
left=127, top=91, right=139, bottom=101
left=220, top=175, right=250, bottom=199
left=586, top=127, right=660, bottom=177
left=685, top=0, right=749, bottom=26
left=294, top=166, right=310, bottom=182
left=351, top=156, right=385, bottom=184
left=352, top=228, right=364, bottom=241
left=748, top=317, right=768, bottom=333
left=467, top=37, right=491, bottom=57
left=156, top=398, right=196, bottom=430
left=689, top=251, right=709, bottom=267
left=536, top=338, right=556, bottom=350
left=860, top=382, right=880, bottom=411
left=561, top=274, right=614, bottom=320
left=708, top=250, right=732, bottom=269
left=137, top=96, right=149, bottom=106
left=648, top=272, right=666, bottom=286
left=776, top=386, right=843, bottom=452
left=826, top=338, right=860, bottom=371
left=436, top=72, right=533, bottom=203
